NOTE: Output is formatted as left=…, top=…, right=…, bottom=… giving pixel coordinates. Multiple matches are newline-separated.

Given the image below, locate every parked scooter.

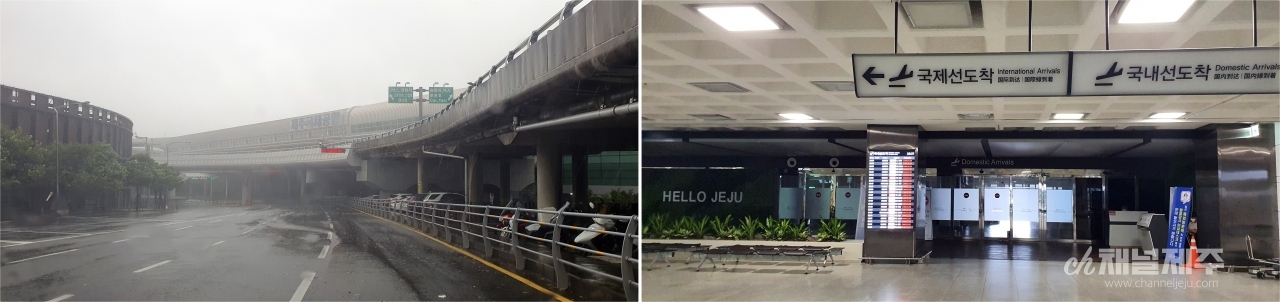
left=573, top=202, right=620, bottom=255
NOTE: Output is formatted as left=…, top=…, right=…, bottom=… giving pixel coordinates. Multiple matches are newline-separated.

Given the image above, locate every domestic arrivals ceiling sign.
left=1071, top=47, right=1280, bottom=96
left=852, top=47, right=1279, bottom=98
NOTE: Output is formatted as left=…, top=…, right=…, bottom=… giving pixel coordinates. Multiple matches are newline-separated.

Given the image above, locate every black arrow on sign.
left=1095, top=62, right=1123, bottom=86
left=862, top=67, right=885, bottom=85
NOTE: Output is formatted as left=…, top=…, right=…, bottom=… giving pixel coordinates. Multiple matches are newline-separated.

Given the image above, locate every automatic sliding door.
left=982, top=176, right=1011, bottom=238
left=1010, top=176, right=1040, bottom=239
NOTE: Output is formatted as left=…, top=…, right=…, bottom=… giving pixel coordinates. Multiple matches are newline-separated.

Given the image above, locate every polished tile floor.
left=642, top=258, right=1280, bottom=301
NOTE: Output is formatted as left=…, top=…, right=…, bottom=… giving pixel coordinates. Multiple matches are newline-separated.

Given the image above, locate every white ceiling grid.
left=641, top=0, right=1280, bottom=131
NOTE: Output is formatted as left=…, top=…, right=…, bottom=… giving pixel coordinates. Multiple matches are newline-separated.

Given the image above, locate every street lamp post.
left=47, top=105, right=63, bottom=214
left=414, top=86, right=428, bottom=119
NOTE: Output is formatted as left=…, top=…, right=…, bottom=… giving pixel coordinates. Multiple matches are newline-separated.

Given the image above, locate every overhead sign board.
left=291, top=110, right=343, bottom=131
left=428, top=86, right=454, bottom=104
left=1071, top=47, right=1280, bottom=96
left=852, top=47, right=1279, bottom=98
left=388, top=86, right=413, bottom=103
left=852, top=52, right=1070, bottom=98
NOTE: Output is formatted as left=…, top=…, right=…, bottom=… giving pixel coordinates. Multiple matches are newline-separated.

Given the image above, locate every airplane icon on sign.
left=1094, top=62, right=1123, bottom=86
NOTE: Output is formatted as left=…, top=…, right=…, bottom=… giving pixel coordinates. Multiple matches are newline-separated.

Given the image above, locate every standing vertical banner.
left=1165, top=187, right=1194, bottom=264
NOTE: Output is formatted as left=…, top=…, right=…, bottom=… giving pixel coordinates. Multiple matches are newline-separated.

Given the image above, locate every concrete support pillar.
left=467, top=153, right=484, bottom=205
left=536, top=134, right=562, bottom=209
left=299, top=169, right=309, bottom=204
left=241, top=172, right=252, bottom=205
left=1194, top=123, right=1279, bottom=264
left=572, top=151, right=589, bottom=208
left=500, top=158, right=511, bottom=206
left=418, top=157, right=426, bottom=194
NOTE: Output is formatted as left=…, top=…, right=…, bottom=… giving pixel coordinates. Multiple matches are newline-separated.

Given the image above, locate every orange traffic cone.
left=1188, top=236, right=1203, bottom=269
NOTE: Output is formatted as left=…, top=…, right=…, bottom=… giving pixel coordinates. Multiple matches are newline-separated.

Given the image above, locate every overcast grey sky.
left=1, top=0, right=566, bottom=137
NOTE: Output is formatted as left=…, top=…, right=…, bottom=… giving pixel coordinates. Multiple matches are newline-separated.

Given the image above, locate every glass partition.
left=1044, top=177, right=1076, bottom=240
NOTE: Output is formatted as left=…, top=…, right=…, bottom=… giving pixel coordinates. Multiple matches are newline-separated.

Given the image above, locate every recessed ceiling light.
left=1118, top=0, right=1195, bottom=24
left=690, top=114, right=734, bottom=120
left=811, top=81, right=856, bottom=92
left=696, top=5, right=780, bottom=32
left=779, top=113, right=813, bottom=120
left=1052, top=113, right=1086, bottom=120
left=900, top=0, right=979, bottom=29
left=1148, top=112, right=1186, bottom=119
left=958, top=113, right=994, bottom=120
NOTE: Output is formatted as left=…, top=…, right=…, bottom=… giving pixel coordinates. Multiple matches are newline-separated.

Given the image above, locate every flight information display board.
left=865, top=150, right=916, bottom=229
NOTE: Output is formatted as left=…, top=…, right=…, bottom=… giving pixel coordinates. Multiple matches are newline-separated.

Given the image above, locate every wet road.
left=0, top=199, right=559, bottom=301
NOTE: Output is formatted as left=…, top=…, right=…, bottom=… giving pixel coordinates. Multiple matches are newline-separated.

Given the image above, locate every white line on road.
left=0, top=240, right=33, bottom=244
left=290, top=271, right=316, bottom=302
left=156, top=213, right=240, bottom=226
left=0, top=230, right=91, bottom=235
left=210, top=240, right=225, bottom=247
left=240, top=228, right=255, bottom=235
left=174, top=226, right=194, bottom=231
left=9, top=249, right=79, bottom=264
left=318, top=245, right=331, bottom=259
left=208, top=219, right=222, bottom=223
left=111, top=236, right=142, bottom=243
left=133, top=260, right=172, bottom=273
left=327, top=231, right=334, bottom=240
left=47, top=294, right=74, bottom=302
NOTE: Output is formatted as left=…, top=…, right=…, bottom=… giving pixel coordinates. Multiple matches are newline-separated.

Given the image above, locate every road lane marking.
left=240, top=228, right=255, bottom=235
left=208, top=219, right=222, bottom=223
left=48, top=294, right=74, bottom=302
left=9, top=249, right=80, bottom=264
left=0, top=230, right=91, bottom=235
left=327, top=231, right=334, bottom=240
left=208, top=240, right=225, bottom=248
left=156, top=213, right=239, bottom=226
left=1, top=230, right=126, bottom=247
left=174, top=226, right=194, bottom=231
left=133, top=260, right=172, bottom=273
left=350, top=207, right=571, bottom=302
left=317, top=245, right=330, bottom=258
left=0, top=240, right=33, bottom=244
left=289, top=271, right=316, bottom=302
left=111, top=236, right=142, bottom=243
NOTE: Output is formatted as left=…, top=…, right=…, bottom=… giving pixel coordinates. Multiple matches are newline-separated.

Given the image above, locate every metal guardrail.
left=325, top=196, right=638, bottom=301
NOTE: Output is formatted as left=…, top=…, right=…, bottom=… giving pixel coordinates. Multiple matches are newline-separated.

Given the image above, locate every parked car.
left=388, top=193, right=414, bottom=211
left=422, top=192, right=466, bottom=219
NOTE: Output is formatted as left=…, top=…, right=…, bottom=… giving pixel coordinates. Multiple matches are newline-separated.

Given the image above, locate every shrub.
left=709, top=215, right=734, bottom=239
left=817, top=218, right=847, bottom=242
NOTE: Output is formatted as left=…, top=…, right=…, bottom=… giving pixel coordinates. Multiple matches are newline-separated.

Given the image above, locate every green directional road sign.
left=388, top=86, right=413, bottom=103
left=428, top=86, right=454, bottom=104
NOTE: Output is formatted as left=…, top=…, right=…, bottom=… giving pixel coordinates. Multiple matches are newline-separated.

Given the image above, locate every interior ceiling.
left=644, top=137, right=1193, bottom=158
left=642, top=0, right=1280, bottom=131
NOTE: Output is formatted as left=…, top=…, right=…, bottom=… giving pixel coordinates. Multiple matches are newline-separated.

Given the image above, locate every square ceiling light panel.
left=901, top=0, right=978, bottom=29
left=779, top=113, right=814, bottom=120
left=693, top=4, right=789, bottom=32
left=1149, top=112, right=1187, bottom=119
left=1118, top=0, right=1196, bottom=24
left=689, top=82, right=751, bottom=92
left=1052, top=113, right=1087, bottom=120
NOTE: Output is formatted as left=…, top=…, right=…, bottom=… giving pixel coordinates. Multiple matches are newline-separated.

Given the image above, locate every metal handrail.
left=329, top=195, right=637, bottom=301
